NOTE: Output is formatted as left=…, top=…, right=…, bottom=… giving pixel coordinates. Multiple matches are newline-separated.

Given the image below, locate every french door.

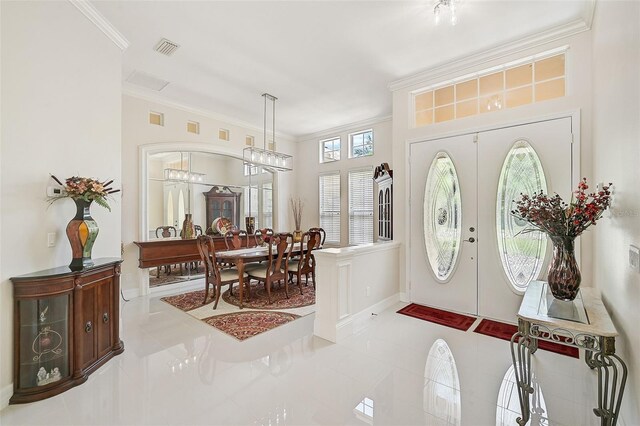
left=409, top=134, right=478, bottom=315
left=409, top=117, right=574, bottom=322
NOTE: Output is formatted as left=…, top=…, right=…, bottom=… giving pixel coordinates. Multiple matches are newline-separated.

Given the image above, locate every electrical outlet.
left=630, top=245, right=640, bottom=272
left=47, top=186, right=65, bottom=197
left=47, top=233, right=56, bottom=248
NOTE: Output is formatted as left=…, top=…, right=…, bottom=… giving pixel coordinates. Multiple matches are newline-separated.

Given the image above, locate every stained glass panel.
left=424, top=152, right=462, bottom=281
left=496, top=140, right=547, bottom=292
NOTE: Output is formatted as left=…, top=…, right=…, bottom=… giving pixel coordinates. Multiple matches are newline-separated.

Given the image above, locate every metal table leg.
left=592, top=337, right=628, bottom=426
left=510, top=318, right=536, bottom=426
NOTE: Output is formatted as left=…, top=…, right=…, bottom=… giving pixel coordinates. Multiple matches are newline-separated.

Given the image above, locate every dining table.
left=216, top=243, right=309, bottom=308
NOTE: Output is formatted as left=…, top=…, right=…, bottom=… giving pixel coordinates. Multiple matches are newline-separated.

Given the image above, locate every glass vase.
left=66, top=199, right=99, bottom=271
left=547, top=235, right=581, bottom=301
left=180, top=213, right=195, bottom=239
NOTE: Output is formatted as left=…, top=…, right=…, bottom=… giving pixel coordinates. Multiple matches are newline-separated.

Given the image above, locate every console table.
left=511, top=281, right=627, bottom=426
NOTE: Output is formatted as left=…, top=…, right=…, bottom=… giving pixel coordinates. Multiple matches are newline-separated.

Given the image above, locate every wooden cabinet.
left=10, top=258, right=123, bottom=404
left=203, top=186, right=242, bottom=232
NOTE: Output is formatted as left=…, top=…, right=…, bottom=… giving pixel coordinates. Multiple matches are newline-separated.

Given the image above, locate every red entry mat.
left=397, top=303, right=477, bottom=331
left=473, top=318, right=579, bottom=359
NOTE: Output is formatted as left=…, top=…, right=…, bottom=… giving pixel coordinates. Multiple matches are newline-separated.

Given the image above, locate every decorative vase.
left=180, top=214, right=195, bottom=239
left=245, top=216, right=255, bottom=234
left=547, top=235, right=581, bottom=301
left=66, top=199, right=99, bottom=271
left=293, top=230, right=303, bottom=243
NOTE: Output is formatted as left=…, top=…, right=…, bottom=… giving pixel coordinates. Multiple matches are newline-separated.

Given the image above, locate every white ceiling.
left=93, top=1, right=592, bottom=138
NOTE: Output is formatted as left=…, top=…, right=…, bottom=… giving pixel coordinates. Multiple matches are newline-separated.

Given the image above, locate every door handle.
left=464, top=237, right=476, bottom=243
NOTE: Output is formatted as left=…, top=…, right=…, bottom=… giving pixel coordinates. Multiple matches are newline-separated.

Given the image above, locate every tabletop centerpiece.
left=290, top=196, right=304, bottom=242
left=511, top=178, right=612, bottom=301
left=49, top=175, right=120, bottom=270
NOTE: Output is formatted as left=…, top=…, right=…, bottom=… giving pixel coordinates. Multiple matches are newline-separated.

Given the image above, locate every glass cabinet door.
left=18, top=294, right=71, bottom=389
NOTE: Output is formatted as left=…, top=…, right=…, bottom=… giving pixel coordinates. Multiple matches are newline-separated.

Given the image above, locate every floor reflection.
left=423, top=339, right=461, bottom=425
left=496, top=365, right=549, bottom=426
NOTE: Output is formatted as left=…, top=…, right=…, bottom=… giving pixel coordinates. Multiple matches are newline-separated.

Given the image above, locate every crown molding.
left=298, top=115, right=392, bottom=142
left=122, top=87, right=296, bottom=142
left=389, top=18, right=591, bottom=92
left=68, top=0, right=129, bottom=51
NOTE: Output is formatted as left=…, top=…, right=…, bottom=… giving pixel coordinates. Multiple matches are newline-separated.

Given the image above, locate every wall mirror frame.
left=140, top=142, right=278, bottom=242
left=138, top=142, right=280, bottom=293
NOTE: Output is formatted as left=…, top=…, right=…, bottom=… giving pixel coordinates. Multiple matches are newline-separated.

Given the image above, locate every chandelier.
left=434, top=0, right=457, bottom=25
left=163, top=168, right=205, bottom=183
left=243, top=93, right=293, bottom=172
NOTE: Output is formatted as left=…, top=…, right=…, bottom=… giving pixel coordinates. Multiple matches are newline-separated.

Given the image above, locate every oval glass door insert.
left=496, top=140, right=548, bottom=292
left=424, top=152, right=462, bottom=281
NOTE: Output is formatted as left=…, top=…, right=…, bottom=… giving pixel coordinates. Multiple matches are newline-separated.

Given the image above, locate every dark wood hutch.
left=374, top=163, right=393, bottom=240
left=9, top=258, right=123, bottom=404
left=203, top=186, right=242, bottom=232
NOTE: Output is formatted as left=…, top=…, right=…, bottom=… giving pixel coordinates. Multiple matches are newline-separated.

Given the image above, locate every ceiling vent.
left=154, top=38, right=180, bottom=56
left=125, top=71, right=170, bottom=91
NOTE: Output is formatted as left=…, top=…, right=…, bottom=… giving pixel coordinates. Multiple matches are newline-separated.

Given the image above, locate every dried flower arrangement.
left=511, top=178, right=612, bottom=238
left=48, top=175, right=120, bottom=211
left=290, top=196, right=304, bottom=230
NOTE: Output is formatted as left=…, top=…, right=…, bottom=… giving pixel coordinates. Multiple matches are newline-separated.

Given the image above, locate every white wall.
left=0, top=0, right=122, bottom=406
left=295, top=118, right=392, bottom=246
left=591, top=1, right=640, bottom=422
left=391, top=30, right=593, bottom=300
left=120, top=95, right=296, bottom=295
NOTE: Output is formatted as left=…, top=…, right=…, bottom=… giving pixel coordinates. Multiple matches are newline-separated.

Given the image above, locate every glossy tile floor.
left=1, top=288, right=602, bottom=425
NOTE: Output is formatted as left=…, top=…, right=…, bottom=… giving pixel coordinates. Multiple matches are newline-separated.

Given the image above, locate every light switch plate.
left=629, top=245, right=640, bottom=272
left=47, top=233, right=56, bottom=248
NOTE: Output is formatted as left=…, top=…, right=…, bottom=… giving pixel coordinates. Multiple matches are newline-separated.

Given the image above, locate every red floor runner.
left=397, top=303, right=477, bottom=331
left=473, top=318, right=579, bottom=358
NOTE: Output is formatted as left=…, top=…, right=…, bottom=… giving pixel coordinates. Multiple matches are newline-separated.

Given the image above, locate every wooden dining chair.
left=247, top=233, right=293, bottom=304
left=253, top=228, right=274, bottom=246
left=196, top=235, right=249, bottom=309
left=224, top=229, right=249, bottom=250
left=308, top=227, right=326, bottom=249
left=287, top=230, right=319, bottom=293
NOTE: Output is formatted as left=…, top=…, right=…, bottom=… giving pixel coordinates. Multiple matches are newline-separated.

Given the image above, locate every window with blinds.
left=348, top=168, right=374, bottom=245
left=263, top=182, right=273, bottom=228
left=244, top=185, right=259, bottom=230
left=319, top=173, right=341, bottom=244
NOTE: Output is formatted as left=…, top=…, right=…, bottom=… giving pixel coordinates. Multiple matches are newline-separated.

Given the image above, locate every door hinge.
left=473, top=134, right=478, bottom=144
left=570, top=133, right=574, bottom=144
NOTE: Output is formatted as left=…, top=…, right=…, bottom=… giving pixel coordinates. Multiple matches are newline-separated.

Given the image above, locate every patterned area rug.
left=397, top=303, right=477, bottom=331
left=472, top=318, right=579, bottom=358
left=202, top=311, right=300, bottom=341
left=161, top=289, right=213, bottom=312
left=222, top=282, right=315, bottom=310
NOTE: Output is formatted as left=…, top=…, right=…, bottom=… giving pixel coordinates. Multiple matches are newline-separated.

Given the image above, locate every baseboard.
left=121, top=278, right=204, bottom=301
left=148, top=278, right=203, bottom=298
left=398, top=292, right=409, bottom=303
left=1, top=383, right=12, bottom=410
left=336, top=293, right=400, bottom=342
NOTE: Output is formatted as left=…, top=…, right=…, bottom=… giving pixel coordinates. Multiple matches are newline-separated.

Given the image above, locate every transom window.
left=413, top=52, right=566, bottom=127
left=320, top=137, right=341, bottom=163
left=349, top=130, right=374, bottom=158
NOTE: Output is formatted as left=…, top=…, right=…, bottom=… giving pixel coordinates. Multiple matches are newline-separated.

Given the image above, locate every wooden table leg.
left=237, top=259, right=244, bottom=309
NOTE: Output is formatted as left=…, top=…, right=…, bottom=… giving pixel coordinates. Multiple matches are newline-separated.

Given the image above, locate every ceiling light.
left=434, top=0, right=457, bottom=26
left=243, top=93, right=293, bottom=172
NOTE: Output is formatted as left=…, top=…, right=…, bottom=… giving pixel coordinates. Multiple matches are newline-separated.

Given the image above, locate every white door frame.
left=405, top=109, right=581, bottom=302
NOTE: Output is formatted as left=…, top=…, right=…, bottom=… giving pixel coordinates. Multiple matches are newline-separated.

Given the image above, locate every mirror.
left=147, top=151, right=274, bottom=240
